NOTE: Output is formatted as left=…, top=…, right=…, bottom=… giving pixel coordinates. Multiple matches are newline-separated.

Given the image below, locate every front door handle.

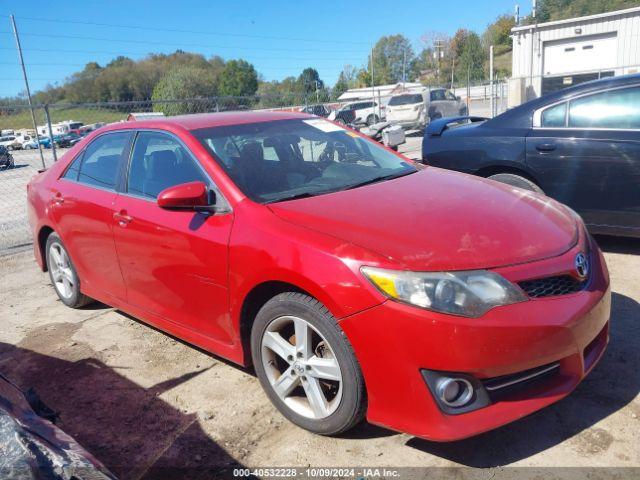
left=113, top=210, right=133, bottom=227
left=535, top=143, right=556, bottom=152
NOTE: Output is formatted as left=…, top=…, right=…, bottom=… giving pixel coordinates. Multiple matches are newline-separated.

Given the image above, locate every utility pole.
left=10, top=14, right=45, bottom=169
left=315, top=80, right=319, bottom=104
left=370, top=46, right=376, bottom=117
left=529, top=0, right=537, bottom=99
left=402, top=49, right=406, bottom=87
left=489, top=45, right=495, bottom=117
left=451, top=57, right=455, bottom=89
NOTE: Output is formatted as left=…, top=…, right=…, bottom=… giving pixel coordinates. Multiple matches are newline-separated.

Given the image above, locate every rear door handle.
left=535, top=143, right=556, bottom=152
left=113, top=210, right=133, bottom=227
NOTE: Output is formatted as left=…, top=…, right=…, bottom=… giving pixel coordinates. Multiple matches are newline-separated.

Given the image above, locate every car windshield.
left=388, top=94, right=424, bottom=106
left=192, top=118, right=417, bottom=203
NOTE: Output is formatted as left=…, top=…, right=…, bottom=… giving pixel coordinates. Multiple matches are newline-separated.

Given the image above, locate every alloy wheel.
left=49, top=242, right=75, bottom=299
left=261, top=315, right=343, bottom=419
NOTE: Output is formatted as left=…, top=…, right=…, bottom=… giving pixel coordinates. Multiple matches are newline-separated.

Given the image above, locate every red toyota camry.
left=27, top=111, right=610, bottom=441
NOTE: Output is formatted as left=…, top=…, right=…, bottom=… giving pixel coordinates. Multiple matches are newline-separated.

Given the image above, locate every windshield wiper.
left=344, top=170, right=417, bottom=190
left=264, top=192, right=318, bottom=204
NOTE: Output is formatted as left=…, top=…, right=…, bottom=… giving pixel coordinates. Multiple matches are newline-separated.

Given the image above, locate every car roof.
left=487, top=73, right=640, bottom=129
left=104, top=110, right=314, bottom=132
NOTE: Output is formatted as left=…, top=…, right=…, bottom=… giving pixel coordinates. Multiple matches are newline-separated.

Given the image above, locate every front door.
left=526, top=86, right=640, bottom=234
left=112, top=130, right=235, bottom=343
left=50, top=131, right=132, bottom=301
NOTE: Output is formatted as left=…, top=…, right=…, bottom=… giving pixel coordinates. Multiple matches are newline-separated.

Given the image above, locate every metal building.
left=509, top=6, right=640, bottom=106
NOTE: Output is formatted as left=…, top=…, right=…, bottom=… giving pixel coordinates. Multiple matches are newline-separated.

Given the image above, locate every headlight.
left=361, top=267, right=527, bottom=317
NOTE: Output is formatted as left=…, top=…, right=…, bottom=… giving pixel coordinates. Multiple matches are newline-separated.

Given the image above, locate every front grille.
left=518, top=275, right=586, bottom=298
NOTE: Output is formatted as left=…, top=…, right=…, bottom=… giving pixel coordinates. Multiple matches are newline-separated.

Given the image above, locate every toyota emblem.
left=575, top=253, right=589, bottom=279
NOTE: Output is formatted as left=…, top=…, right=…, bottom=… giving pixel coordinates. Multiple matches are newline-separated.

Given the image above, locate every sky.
left=0, top=0, right=527, bottom=98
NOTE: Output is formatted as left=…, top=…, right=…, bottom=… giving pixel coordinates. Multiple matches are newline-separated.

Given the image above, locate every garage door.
left=543, top=32, right=617, bottom=76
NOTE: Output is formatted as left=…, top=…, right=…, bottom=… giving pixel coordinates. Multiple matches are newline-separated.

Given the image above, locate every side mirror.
left=157, top=181, right=215, bottom=212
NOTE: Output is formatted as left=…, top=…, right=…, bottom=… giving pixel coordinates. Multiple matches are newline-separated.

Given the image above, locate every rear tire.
left=487, top=173, right=544, bottom=194
left=45, top=232, right=93, bottom=308
left=251, top=292, right=366, bottom=436
left=366, top=114, right=379, bottom=126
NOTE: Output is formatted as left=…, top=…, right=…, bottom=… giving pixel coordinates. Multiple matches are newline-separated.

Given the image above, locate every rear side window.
left=78, top=133, right=129, bottom=190
left=127, top=131, right=209, bottom=199
left=541, top=102, right=567, bottom=128
left=388, top=94, right=423, bottom=106
left=569, top=87, right=640, bottom=129
left=62, top=155, right=83, bottom=180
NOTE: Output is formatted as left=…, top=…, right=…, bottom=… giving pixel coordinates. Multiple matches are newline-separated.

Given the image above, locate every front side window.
left=430, top=90, right=445, bottom=101
left=569, top=86, right=640, bottom=129
left=445, top=90, right=457, bottom=101
left=193, top=118, right=417, bottom=203
left=541, top=102, right=567, bottom=128
left=127, top=131, right=209, bottom=199
left=78, top=133, right=129, bottom=189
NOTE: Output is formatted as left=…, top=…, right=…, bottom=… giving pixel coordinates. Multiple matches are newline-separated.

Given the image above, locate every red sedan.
left=27, top=112, right=610, bottom=441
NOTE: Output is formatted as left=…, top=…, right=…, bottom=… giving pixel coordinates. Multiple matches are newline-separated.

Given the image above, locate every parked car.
left=57, top=132, right=83, bottom=148
left=0, top=145, right=14, bottom=169
left=328, top=100, right=381, bottom=126
left=22, top=139, right=38, bottom=150
left=386, top=91, right=430, bottom=130
left=28, top=111, right=610, bottom=441
left=300, top=104, right=332, bottom=118
left=16, top=134, right=35, bottom=149
left=0, top=372, right=116, bottom=479
left=0, top=135, right=20, bottom=150
left=422, top=73, right=640, bottom=238
left=427, top=87, right=468, bottom=119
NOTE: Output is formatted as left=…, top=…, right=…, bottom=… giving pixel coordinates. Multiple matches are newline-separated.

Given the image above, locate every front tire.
left=487, top=173, right=544, bottom=194
left=251, top=292, right=366, bottom=435
left=45, top=232, right=93, bottom=308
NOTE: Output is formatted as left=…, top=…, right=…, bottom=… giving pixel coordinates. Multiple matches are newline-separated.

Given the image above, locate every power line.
left=0, top=30, right=368, bottom=54
left=6, top=14, right=370, bottom=46
left=0, top=47, right=365, bottom=64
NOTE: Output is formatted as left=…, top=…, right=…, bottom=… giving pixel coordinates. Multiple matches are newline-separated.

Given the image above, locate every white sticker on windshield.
left=303, top=118, right=345, bottom=132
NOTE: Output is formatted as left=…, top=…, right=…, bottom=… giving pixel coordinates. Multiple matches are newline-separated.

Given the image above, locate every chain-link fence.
left=0, top=85, right=510, bottom=253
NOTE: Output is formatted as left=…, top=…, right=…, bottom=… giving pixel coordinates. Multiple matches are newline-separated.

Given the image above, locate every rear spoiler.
left=425, top=116, right=487, bottom=136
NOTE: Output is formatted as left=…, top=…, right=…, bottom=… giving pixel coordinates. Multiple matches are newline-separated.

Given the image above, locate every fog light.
left=435, top=377, right=474, bottom=407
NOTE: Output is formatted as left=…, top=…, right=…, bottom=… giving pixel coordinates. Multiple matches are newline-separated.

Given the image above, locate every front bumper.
left=339, top=239, right=611, bottom=441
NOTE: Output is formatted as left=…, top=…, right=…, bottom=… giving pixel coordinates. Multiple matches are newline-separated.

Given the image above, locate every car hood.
left=268, top=168, right=577, bottom=271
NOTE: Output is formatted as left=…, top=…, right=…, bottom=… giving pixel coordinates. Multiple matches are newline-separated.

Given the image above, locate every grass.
left=493, top=50, right=512, bottom=78
left=0, top=107, right=127, bottom=131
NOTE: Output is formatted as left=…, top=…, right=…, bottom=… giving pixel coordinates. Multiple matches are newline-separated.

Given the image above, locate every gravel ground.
left=0, top=236, right=638, bottom=479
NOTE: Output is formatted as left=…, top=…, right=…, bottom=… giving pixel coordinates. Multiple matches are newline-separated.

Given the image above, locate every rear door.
left=50, top=131, right=133, bottom=301
left=526, top=85, right=640, bottom=234
left=112, top=130, right=235, bottom=343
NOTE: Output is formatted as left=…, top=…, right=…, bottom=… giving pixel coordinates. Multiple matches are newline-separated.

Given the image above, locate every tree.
left=333, top=72, right=350, bottom=99
left=297, top=67, right=324, bottom=95
left=218, top=60, right=258, bottom=97
left=532, top=0, right=638, bottom=23
left=369, top=35, right=414, bottom=85
left=457, top=32, right=485, bottom=81
left=151, top=66, right=218, bottom=115
left=483, top=14, right=516, bottom=51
